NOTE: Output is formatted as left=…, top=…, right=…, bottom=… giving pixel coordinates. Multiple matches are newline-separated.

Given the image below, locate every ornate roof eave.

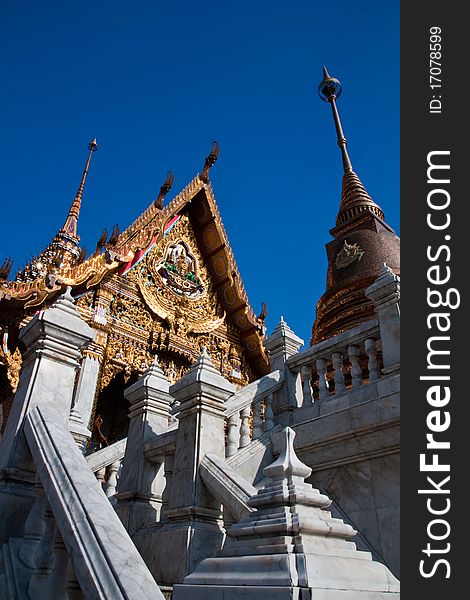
left=0, top=173, right=269, bottom=372
left=0, top=176, right=205, bottom=309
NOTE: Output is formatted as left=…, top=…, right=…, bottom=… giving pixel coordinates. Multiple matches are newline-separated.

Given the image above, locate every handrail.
left=224, top=370, right=284, bottom=418
left=25, top=404, right=165, bottom=599
left=200, top=453, right=256, bottom=521
left=86, top=437, right=127, bottom=472
left=286, top=318, right=379, bottom=372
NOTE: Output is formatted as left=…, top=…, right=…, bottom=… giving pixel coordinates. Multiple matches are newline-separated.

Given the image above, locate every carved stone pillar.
left=365, top=264, right=400, bottom=373
left=155, top=348, right=234, bottom=586
left=115, top=359, right=172, bottom=535
left=0, top=289, right=94, bottom=475
left=264, top=317, right=303, bottom=425
left=68, top=343, right=102, bottom=450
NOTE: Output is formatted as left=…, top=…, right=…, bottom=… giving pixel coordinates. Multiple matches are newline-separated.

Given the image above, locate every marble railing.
left=23, top=403, right=165, bottom=599
left=87, top=438, right=127, bottom=500
left=286, top=318, right=381, bottom=405
left=200, top=453, right=256, bottom=521
left=223, top=370, right=283, bottom=458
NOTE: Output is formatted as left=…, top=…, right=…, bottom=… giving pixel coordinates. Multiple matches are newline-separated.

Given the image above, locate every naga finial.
left=155, top=171, right=175, bottom=209
left=200, top=141, right=219, bottom=183
left=0, top=257, right=13, bottom=281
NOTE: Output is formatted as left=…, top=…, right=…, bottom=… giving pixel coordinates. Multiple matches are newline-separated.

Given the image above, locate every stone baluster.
left=348, top=345, right=363, bottom=388
left=264, top=394, right=274, bottom=431
left=65, top=563, right=83, bottom=600
left=160, top=451, right=175, bottom=522
left=27, top=503, right=57, bottom=599
left=365, top=337, right=380, bottom=382
left=47, top=530, right=70, bottom=599
left=95, top=466, right=106, bottom=490
left=331, top=352, right=346, bottom=396
left=18, top=478, right=47, bottom=567
left=300, top=365, right=313, bottom=405
left=105, top=460, right=120, bottom=497
left=252, top=397, right=263, bottom=439
left=316, top=358, right=329, bottom=401
left=226, top=414, right=239, bottom=457
left=239, top=406, right=251, bottom=448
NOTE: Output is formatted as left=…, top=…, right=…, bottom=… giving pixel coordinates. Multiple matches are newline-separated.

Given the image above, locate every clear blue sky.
left=0, top=1, right=399, bottom=346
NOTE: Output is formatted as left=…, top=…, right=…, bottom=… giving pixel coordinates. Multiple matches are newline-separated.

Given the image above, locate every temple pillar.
left=0, top=289, right=94, bottom=544
left=0, top=288, right=94, bottom=475
left=154, top=348, right=234, bottom=586
left=115, top=359, right=172, bottom=535
left=68, top=345, right=101, bottom=450
left=264, top=318, right=303, bottom=426
left=366, top=264, right=400, bottom=374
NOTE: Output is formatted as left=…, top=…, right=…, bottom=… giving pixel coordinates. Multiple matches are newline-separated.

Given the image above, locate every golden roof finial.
left=200, top=141, right=219, bottom=183
left=0, top=257, right=13, bottom=281
left=62, top=138, right=98, bottom=239
left=154, top=171, right=175, bottom=209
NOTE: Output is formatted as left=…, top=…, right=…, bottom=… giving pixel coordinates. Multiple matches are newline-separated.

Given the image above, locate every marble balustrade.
left=223, top=370, right=282, bottom=457
left=86, top=438, right=127, bottom=500
left=286, top=317, right=382, bottom=405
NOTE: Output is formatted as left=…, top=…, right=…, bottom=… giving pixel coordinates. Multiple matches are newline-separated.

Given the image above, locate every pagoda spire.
left=62, top=138, right=98, bottom=239
left=318, top=66, right=352, bottom=174
left=318, top=68, right=384, bottom=228
left=311, top=68, right=400, bottom=344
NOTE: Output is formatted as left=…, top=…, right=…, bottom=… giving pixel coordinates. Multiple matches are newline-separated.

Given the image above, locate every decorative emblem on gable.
left=334, top=240, right=364, bottom=270
left=129, top=218, right=226, bottom=337
left=155, top=241, right=204, bottom=299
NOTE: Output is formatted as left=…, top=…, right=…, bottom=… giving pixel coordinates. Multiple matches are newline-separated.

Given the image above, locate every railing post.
left=18, top=478, right=47, bottom=567
left=226, top=414, right=239, bottom=457
left=160, top=451, right=175, bottom=522
left=365, top=338, right=380, bottom=382
left=69, top=344, right=102, bottom=451
left=365, top=264, right=400, bottom=373
left=264, top=394, right=274, bottom=432
left=300, top=365, right=313, bottom=405
left=47, top=530, right=71, bottom=600
left=155, top=348, right=234, bottom=586
left=252, top=397, right=263, bottom=439
left=95, top=466, right=106, bottom=490
left=0, top=288, right=95, bottom=543
left=0, top=288, right=94, bottom=476
left=115, top=358, right=173, bottom=535
left=27, top=503, right=57, bottom=599
left=264, top=317, right=304, bottom=426
left=331, top=352, right=346, bottom=396
left=316, top=358, right=329, bottom=401
left=239, top=406, right=251, bottom=448
left=105, top=460, right=120, bottom=498
left=65, top=563, right=83, bottom=600
left=348, top=344, right=363, bottom=388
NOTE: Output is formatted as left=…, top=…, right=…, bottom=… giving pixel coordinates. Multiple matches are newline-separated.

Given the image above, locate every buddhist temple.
left=0, top=69, right=400, bottom=599
left=0, top=140, right=269, bottom=448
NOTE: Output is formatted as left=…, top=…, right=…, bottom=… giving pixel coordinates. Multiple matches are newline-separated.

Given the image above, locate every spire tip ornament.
left=318, top=67, right=351, bottom=173
left=318, top=66, right=343, bottom=102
